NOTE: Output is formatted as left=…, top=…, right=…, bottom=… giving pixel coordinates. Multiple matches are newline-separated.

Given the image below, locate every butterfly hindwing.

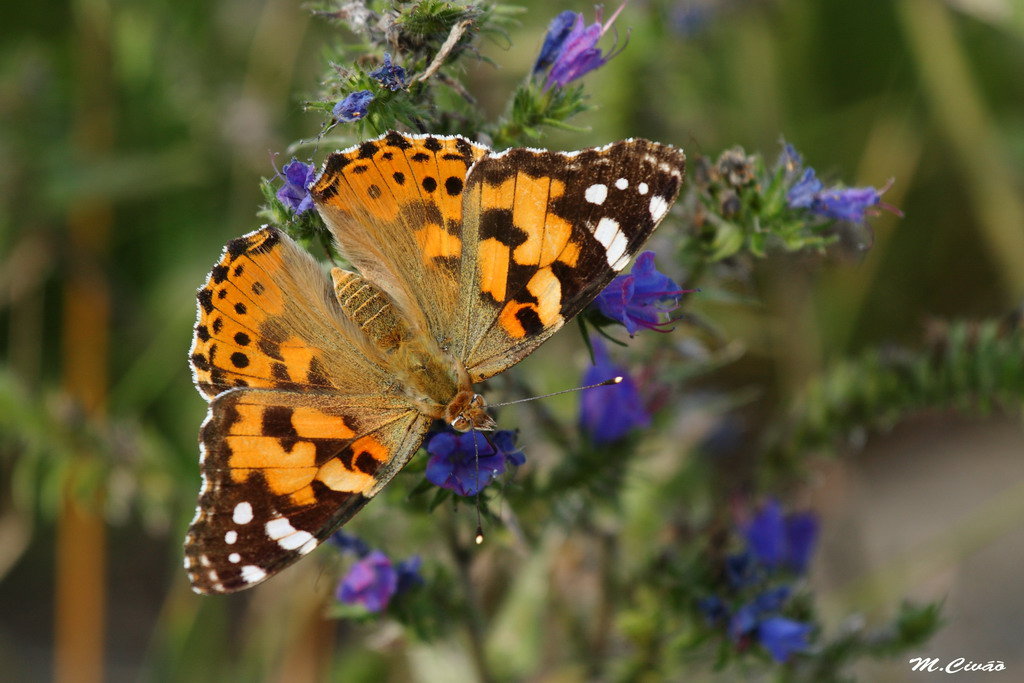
left=185, top=389, right=430, bottom=593
left=456, top=139, right=686, bottom=380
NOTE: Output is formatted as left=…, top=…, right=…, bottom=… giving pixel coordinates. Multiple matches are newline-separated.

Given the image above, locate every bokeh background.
left=2, top=0, right=1023, bottom=680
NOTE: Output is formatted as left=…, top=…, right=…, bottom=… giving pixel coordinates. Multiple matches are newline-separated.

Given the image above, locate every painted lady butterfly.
left=185, top=131, right=685, bottom=593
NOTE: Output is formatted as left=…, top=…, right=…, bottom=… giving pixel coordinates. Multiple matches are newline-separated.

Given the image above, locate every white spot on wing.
left=240, top=565, right=266, bottom=584
left=594, top=217, right=620, bottom=247
left=266, top=517, right=316, bottom=551
left=585, top=183, right=608, bottom=205
left=649, top=196, right=669, bottom=221
left=232, top=502, right=253, bottom=525
left=612, top=253, right=632, bottom=271
left=638, top=182, right=649, bottom=195
left=594, top=217, right=630, bottom=268
left=606, top=231, right=629, bottom=269
left=298, top=537, right=318, bottom=555
left=265, top=517, right=296, bottom=540
left=224, top=530, right=237, bottom=544
left=229, top=552, right=241, bottom=564
left=615, top=177, right=628, bottom=190
left=279, top=529, right=315, bottom=551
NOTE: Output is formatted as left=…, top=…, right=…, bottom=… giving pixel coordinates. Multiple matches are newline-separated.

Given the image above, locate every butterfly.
left=185, top=131, right=685, bottom=593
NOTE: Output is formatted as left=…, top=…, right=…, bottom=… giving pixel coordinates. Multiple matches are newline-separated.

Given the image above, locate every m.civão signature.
left=908, top=657, right=1006, bottom=673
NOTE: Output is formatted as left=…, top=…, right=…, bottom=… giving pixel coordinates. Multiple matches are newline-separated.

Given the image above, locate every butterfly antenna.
left=489, top=377, right=623, bottom=408
left=472, top=428, right=484, bottom=544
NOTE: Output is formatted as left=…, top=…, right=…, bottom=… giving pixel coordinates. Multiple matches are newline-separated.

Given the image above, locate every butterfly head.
left=445, top=391, right=496, bottom=432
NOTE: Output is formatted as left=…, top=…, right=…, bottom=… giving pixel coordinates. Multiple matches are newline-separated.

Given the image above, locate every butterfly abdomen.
left=331, top=268, right=459, bottom=409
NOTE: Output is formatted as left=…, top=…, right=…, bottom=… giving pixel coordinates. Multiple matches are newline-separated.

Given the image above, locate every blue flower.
left=332, top=90, right=374, bottom=122
left=542, top=3, right=627, bottom=89
left=579, top=336, right=650, bottom=444
left=595, top=252, right=687, bottom=336
left=742, top=499, right=819, bottom=574
left=395, top=555, right=424, bottom=594
left=275, top=158, right=316, bottom=215
left=783, top=143, right=898, bottom=223
left=336, top=550, right=398, bottom=612
left=725, top=551, right=759, bottom=589
left=724, top=589, right=811, bottom=661
left=336, top=549, right=424, bottom=613
left=424, top=429, right=524, bottom=497
left=329, top=531, right=371, bottom=558
left=697, top=595, right=728, bottom=625
left=369, top=53, right=407, bottom=91
left=756, top=617, right=813, bottom=662
left=533, top=11, right=578, bottom=73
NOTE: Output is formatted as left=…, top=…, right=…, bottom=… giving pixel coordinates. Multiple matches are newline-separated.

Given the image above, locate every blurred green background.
left=2, top=0, right=1023, bottom=680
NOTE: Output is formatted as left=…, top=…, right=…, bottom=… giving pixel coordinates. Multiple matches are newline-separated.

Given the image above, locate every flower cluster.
left=698, top=500, right=819, bottom=662
left=684, top=141, right=902, bottom=262
left=424, top=428, right=525, bottom=497
left=534, top=3, right=627, bottom=89
left=594, top=251, right=688, bottom=336
left=783, top=143, right=899, bottom=224
left=331, top=532, right=423, bottom=614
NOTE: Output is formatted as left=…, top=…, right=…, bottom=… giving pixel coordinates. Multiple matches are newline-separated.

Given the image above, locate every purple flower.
left=725, top=590, right=811, bottom=661
left=757, top=617, right=813, bottom=662
left=336, top=550, right=398, bottom=612
left=697, top=595, right=727, bottom=625
left=369, top=53, right=407, bottom=91
left=783, top=143, right=899, bottom=223
left=425, top=429, right=524, bottom=497
left=742, top=499, right=819, bottom=574
left=725, top=551, right=759, bottom=589
left=595, top=251, right=687, bottom=336
left=330, top=531, right=371, bottom=558
left=332, top=90, right=374, bottom=122
left=534, top=11, right=578, bottom=73
left=395, top=555, right=424, bottom=594
left=275, top=158, right=316, bottom=215
left=813, top=185, right=887, bottom=223
left=579, top=336, right=650, bottom=444
left=543, top=3, right=627, bottom=89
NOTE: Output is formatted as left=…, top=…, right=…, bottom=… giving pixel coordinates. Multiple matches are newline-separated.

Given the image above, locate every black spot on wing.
left=261, top=405, right=299, bottom=452
left=384, top=131, right=413, bottom=150
left=358, top=141, right=379, bottom=159
left=322, top=152, right=352, bottom=178
left=317, top=181, right=339, bottom=201
left=445, top=176, right=463, bottom=196
left=355, top=450, right=381, bottom=476
left=479, top=208, right=528, bottom=247
left=515, top=307, right=544, bottom=337
left=197, top=288, right=214, bottom=314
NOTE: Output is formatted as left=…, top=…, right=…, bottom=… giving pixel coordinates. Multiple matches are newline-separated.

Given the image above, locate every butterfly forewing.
left=310, top=132, right=489, bottom=341
left=456, top=139, right=685, bottom=381
left=189, top=227, right=389, bottom=398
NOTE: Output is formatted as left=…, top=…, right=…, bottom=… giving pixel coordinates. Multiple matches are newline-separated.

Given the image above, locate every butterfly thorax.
left=332, top=267, right=493, bottom=430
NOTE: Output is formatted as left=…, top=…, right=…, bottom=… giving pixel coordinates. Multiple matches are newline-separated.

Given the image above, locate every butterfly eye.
left=451, top=415, right=469, bottom=431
